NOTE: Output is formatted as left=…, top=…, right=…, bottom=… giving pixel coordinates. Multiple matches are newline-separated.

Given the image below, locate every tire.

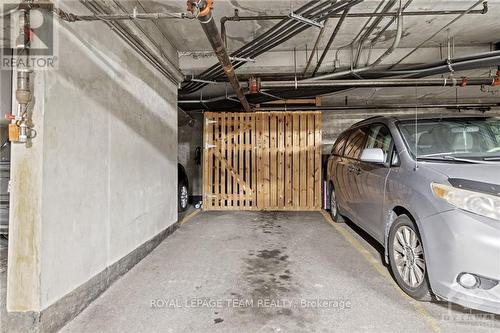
left=178, top=183, right=189, bottom=212
left=388, top=215, right=431, bottom=300
left=329, top=186, right=344, bottom=223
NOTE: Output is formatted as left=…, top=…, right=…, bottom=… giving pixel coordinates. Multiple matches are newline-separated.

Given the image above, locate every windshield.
left=398, top=117, right=500, bottom=161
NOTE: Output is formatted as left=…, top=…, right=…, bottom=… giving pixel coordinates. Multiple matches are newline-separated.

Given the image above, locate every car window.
left=344, top=127, right=368, bottom=159
left=364, top=124, right=393, bottom=163
left=331, top=131, right=349, bottom=156
left=398, top=118, right=500, bottom=160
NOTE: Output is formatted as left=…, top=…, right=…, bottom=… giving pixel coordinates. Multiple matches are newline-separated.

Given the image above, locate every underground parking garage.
left=1, top=0, right=500, bottom=332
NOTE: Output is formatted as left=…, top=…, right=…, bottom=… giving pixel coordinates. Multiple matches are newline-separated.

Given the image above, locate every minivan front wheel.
left=388, top=215, right=431, bottom=300
left=329, top=186, right=343, bottom=223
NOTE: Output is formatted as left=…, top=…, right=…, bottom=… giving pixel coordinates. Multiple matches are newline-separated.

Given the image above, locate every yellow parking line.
left=320, top=210, right=441, bottom=333
left=180, top=209, right=202, bottom=225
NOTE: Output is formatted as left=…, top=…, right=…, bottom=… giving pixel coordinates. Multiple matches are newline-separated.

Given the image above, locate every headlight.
left=431, top=183, right=500, bottom=221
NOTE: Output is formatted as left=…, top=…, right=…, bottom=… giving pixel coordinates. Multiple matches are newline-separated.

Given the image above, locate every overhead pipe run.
left=183, top=0, right=363, bottom=94
left=258, top=77, right=500, bottom=89
left=219, top=1, right=488, bottom=58
left=187, top=0, right=251, bottom=112
left=311, top=7, right=351, bottom=77
left=390, top=0, right=486, bottom=69
left=177, top=75, right=500, bottom=108
left=306, top=2, right=404, bottom=82
left=255, top=104, right=498, bottom=112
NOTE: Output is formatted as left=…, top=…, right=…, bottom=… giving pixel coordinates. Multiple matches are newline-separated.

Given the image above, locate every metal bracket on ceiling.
left=229, top=56, right=256, bottom=63
left=191, top=75, right=217, bottom=84
left=289, top=12, right=323, bottom=28
left=446, top=59, right=455, bottom=74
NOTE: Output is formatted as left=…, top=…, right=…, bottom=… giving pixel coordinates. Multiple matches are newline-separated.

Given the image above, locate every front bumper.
left=420, top=209, right=500, bottom=315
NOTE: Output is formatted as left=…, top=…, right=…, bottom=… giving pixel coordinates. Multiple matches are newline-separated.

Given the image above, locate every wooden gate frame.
left=203, top=111, right=322, bottom=211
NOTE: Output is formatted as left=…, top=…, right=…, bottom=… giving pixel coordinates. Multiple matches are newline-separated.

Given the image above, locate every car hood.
left=423, top=162, right=500, bottom=186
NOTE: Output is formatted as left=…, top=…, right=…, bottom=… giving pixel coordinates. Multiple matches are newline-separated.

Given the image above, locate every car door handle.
left=348, top=165, right=362, bottom=175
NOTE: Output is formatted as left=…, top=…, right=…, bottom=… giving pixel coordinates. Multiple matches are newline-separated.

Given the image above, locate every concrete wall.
left=7, top=1, right=179, bottom=313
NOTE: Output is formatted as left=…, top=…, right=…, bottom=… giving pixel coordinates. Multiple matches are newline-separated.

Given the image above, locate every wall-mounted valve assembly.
left=7, top=7, right=36, bottom=145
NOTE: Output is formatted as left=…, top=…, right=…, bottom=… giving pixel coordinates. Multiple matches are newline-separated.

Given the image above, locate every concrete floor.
left=54, top=211, right=498, bottom=332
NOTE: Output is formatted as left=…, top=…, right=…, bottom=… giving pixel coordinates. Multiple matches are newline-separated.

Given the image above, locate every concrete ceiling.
left=148, top=0, right=500, bottom=52
left=3, top=1, right=499, bottom=107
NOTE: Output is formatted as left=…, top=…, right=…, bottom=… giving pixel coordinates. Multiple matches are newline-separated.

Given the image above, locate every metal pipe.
left=183, top=0, right=360, bottom=94
left=369, top=0, right=414, bottom=47
left=188, top=0, right=489, bottom=94
left=390, top=0, right=486, bottom=69
left=219, top=2, right=487, bottom=21
left=307, top=4, right=404, bottom=81
left=311, top=8, right=351, bottom=76
left=15, top=9, right=31, bottom=116
left=52, top=5, right=193, bottom=22
left=372, top=53, right=500, bottom=78
left=353, top=0, right=398, bottom=68
left=255, top=104, right=498, bottom=112
left=260, top=77, right=497, bottom=89
left=189, top=0, right=251, bottom=112
left=184, top=0, right=348, bottom=91
left=303, top=20, right=328, bottom=75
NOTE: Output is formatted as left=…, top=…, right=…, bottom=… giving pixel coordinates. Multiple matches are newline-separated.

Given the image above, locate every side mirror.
left=360, top=148, right=385, bottom=164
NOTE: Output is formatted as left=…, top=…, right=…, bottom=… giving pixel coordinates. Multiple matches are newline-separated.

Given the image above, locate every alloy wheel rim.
left=330, top=189, right=337, bottom=217
left=393, top=226, right=425, bottom=288
left=180, top=186, right=188, bottom=208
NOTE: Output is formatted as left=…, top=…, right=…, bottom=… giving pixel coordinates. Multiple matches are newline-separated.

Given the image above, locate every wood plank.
left=314, top=112, right=322, bottom=209
left=256, top=113, right=263, bottom=209
left=251, top=114, right=257, bottom=209
left=239, top=114, right=244, bottom=209
left=277, top=113, right=285, bottom=209
left=241, top=114, right=250, bottom=209
left=292, top=113, right=300, bottom=208
left=269, top=113, right=277, bottom=209
left=214, top=113, right=220, bottom=209
left=307, top=112, right=315, bottom=209
left=284, top=113, right=293, bottom=208
left=221, top=114, right=227, bottom=208
left=212, top=149, right=253, bottom=195
left=300, top=113, right=307, bottom=208
left=262, top=113, right=270, bottom=209
left=231, top=114, right=237, bottom=207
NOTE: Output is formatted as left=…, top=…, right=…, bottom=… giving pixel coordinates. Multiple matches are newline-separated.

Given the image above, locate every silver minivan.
left=326, top=115, right=500, bottom=314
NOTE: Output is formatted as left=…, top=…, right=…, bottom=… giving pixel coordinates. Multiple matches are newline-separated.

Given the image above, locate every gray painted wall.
left=7, top=1, right=179, bottom=311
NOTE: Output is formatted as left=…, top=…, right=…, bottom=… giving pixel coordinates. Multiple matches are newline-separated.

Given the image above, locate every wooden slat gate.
left=203, top=112, right=322, bottom=211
